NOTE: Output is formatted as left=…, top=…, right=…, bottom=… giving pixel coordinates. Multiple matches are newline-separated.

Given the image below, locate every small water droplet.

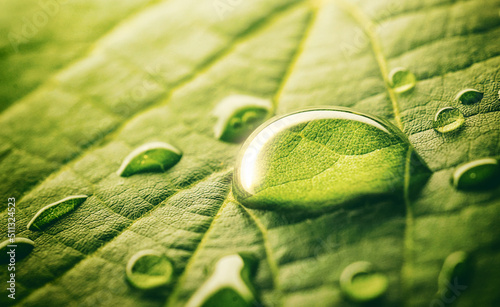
left=27, top=195, right=88, bottom=231
left=213, top=95, right=272, bottom=143
left=117, top=142, right=182, bottom=177
left=233, top=108, right=429, bottom=212
left=437, top=251, right=473, bottom=297
left=340, top=261, right=388, bottom=303
left=186, top=254, right=258, bottom=307
left=389, top=67, right=416, bottom=93
left=0, top=238, right=35, bottom=264
left=451, top=158, right=499, bottom=190
left=432, top=107, right=465, bottom=133
left=455, top=88, right=483, bottom=105
left=126, top=250, right=173, bottom=290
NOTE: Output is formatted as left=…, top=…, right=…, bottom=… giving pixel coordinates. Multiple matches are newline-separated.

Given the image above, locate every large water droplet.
left=213, top=95, right=272, bottom=143
left=340, top=261, right=388, bottom=303
left=117, top=142, right=182, bottom=177
left=437, top=251, right=473, bottom=297
left=0, top=238, right=35, bottom=264
left=27, top=195, right=88, bottom=231
left=455, top=89, right=483, bottom=105
left=233, top=108, right=429, bottom=212
left=432, top=107, right=465, bottom=133
left=451, top=158, right=499, bottom=190
left=186, top=254, right=257, bottom=307
left=126, top=250, right=173, bottom=290
left=389, top=67, right=416, bottom=93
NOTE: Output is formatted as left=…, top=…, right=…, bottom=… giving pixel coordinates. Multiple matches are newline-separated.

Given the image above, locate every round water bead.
left=233, top=108, right=429, bottom=212
left=389, top=67, right=416, bottom=93
left=340, top=261, right=389, bottom=302
left=455, top=89, right=483, bottom=105
left=126, top=250, right=173, bottom=290
left=432, top=107, right=465, bottom=133
left=452, top=158, right=499, bottom=190
left=213, top=95, right=272, bottom=143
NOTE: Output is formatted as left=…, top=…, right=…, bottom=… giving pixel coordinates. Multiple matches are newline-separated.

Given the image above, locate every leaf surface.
left=1, top=0, right=499, bottom=306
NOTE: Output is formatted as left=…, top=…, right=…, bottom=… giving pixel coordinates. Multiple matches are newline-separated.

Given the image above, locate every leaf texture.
left=0, top=0, right=499, bottom=306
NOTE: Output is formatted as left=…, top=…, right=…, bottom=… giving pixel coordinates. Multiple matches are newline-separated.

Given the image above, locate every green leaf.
left=1, top=0, right=500, bottom=306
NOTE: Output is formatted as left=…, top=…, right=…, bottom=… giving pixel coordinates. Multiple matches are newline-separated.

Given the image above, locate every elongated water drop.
left=432, top=107, right=464, bottom=133
left=117, top=142, right=182, bottom=177
left=213, top=95, right=272, bottom=143
left=455, top=89, right=483, bottom=105
left=340, top=261, right=388, bottom=303
left=437, top=251, right=473, bottom=297
left=233, top=108, right=429, bottom=212
left=27, top=195, right=88, bottom=231
left=0, top=238, right=35, bottom=264
left=389, top=67, right=416, bottom=93
left=451, top=158, right=499, bottom=190
left=186, top=254, right=258, bottom=307
left=126, top=250, right=173, bottom=290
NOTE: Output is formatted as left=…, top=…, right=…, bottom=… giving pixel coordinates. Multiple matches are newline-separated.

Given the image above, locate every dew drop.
left=27, top=195, right=88, bottom=231
left=340, top=261, right=388, bottom=303
left=455, top=88, right=483, bottom=105
left=389, top=67, right=416, bottom=93
left=451, top=158, right=499, bottom=190
left=117, top=142, right=182, bottom=177
left=0, top=238, right=35, bottom=264
left=437, top=251, right=473, bottom=296
left=186, top=254, right=258, bottom=307
left=233, top=108, right=429, bottom=212
left=213, top=95, right=272, bottom=143
left=126, top=250, right=173, bottom=290
left=432, top=107, right=465, bottom=133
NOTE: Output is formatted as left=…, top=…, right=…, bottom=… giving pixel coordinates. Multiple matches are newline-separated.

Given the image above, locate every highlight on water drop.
left=455, top=88, right=483, bottom=105
left=27, top=195, right=88, bottom=231
left=451, top=158, right=499, bottom=190
left=389, top=67, right=416, bottom=93
left=213, top=94, right=272, bottom=143
left=186, top=253, right=258, bottom=307
left=432, top=107, right=465, bottom=133
left=117, top=141, right=182, bottom=177
left=340, top=261, right=389, bottom=303
left=126, top=250, right=173, bottom=290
